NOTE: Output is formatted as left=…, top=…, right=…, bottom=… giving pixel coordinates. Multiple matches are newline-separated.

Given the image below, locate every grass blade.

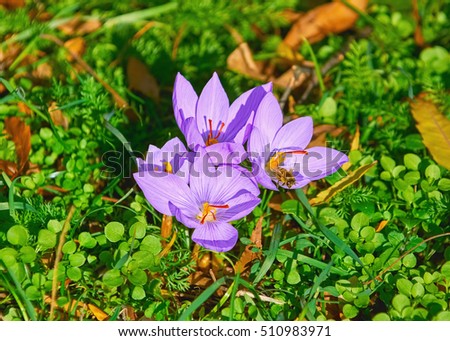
left=296, top=189, right=366, bottom=270
left=105, top=3, right=177, bottom=27
left=277, top=249, right=347, bottom=276
left=178, top=276, right=227, bottom=321
left=253, top=223, right=282, bottom=284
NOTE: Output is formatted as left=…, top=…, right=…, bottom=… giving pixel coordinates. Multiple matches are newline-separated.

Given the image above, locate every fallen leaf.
left=48, top=102, right=69, bottom=129
left=283, top=0, right=368, bottom=50
left=342, top=124, right=360, bottom=171
left=307, top=124, right=346, bottom=148
left=375, top=220, right=388, bottom=233
left=58, top=16, right=102, bottom=35
left=309, top=161, right=377, bottom=205
left=0, top=0, right=25, bottom=9
left=64, top=37, right=86, bottom=61
left=32, top=62, right=53, bottom=80
left=411, top=96, right=450, bottom=170
left=17, top=102, right=32, bottom=115
left=227, top=42, right=267, bottom=82
left=0, top=116, right=31, bottom=178
left=87, top=304, right=109, bottom=321
left=0, top=42, right=21, bottom=71
left=127, top=57, right=160, bottom=102
left=281, top=9, right=303, bottom=23
left=235, top=215, right=264, bottom=274
left=273, top=67, right=308, bottom=89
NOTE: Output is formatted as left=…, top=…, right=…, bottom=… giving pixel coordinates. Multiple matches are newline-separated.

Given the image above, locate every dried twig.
left=279, top=66, right=302, bottom=111
left=49, top=205, right=76, bottom=320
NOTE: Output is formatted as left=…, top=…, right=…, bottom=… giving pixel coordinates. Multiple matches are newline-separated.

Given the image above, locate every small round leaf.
left=37, top=230, right=57, bottom=250
left=7, top=225, right=28, bottom=246
left=105, top=222, right=124, bottom=243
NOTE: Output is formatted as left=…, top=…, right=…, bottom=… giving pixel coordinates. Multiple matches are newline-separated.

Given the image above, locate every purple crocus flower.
left=173, top=72, right=271, bottom=163
left=133, top=152, right=260, bottom=252
left=248, top=93, right=348, bottom=190
left=136, top=137, right=189, bottom=182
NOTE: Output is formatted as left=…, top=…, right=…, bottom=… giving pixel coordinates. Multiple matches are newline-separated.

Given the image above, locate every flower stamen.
left=198, top=202, right=229, bottom=224
left=206, top=119, right=226, bottom=146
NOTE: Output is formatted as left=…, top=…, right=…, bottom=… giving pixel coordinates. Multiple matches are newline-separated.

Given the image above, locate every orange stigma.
left=267, top=150, right=308, bottom=172
left=198, top=203, right=229, bottom=224
left=206, top=119, right=225, bottom=146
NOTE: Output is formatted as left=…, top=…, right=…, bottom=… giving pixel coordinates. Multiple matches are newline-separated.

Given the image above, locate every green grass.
left=0, top=0, right=449, bottom=321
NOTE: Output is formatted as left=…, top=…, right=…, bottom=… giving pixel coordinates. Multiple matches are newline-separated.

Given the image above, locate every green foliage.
left=0, top=0, right=449, bottom=322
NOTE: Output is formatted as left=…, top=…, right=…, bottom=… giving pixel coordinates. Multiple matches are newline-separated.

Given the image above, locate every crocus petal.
left=195, top=72, right=230, bottom=136
left=189, top=160, right=259, bottom=205
left=248, top=126, right=271, bottom=160
left=251, top=158, right=278, bottom=191
left=283, top=146, right=348, bottom=181
left=192, top=221, right=238, bottom=252
left=272, top=116, right=313, bottom=151
left=225, top=84, right=271, bottom=143
left=233, top=83, right=273, bottom=144
left=161, top=137, right=187, bottom=155
left=173, top=73, right=198, bottom=130
left=250, top=92, right=282, bottom=146
left=133, top=171, right=197, bottom=217
left=144, top=144, right=163, bottom=168
left=205, top=142, right=247, bottom=165
left=230, top=164, right=260, bottom=196
left=174, top=156, right=190, bottom=183
left=169, top=203, right=203, bottom=229
left=181, top=117, right=204, bottom=149
left=216, top=192, right=260, bottom=222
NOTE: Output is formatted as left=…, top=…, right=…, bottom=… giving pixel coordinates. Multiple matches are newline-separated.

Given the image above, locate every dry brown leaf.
left=64, top=37, right=86, bottom=61
left=281, top=9, right=303, bottom=24
left=376, top=220, right=388, bottom=233
left=17, top=102, right=32, bottom=115
left=283, top=0, right=368, bottom=50
left=309, top=161, right=377, bottom=205
left=307, top=124, right=346, bottom=148
left=273, top=67, right=307, bottom=89
left=127, top=57, right=160, bottom=102
left=0, top=0, right=25, bottom=9
left=57, top=16, right=102, bottom=35
left=48, top=102, right=69, bottom=129
left=410, top=96, right=450, bottom=170
left=32, top=62, right=53, bottom=80
left=227, top=42, right=267, bottom=82
left=235, top=215, right=264, bottom=274
left=0, top=116, right=31, bottom=178
left=87, top=304, right=109, bottom=321
left=0, top=43, right=21, bottom=71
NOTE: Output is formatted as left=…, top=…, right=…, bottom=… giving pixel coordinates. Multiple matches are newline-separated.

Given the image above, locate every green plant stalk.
left=104, top=2, right=178, bottom=27
left=302, top=38, right=325, bottom=94
left=229, top=273, right=240, bottom=321
left=253, top=223, right=282, bottom=284
left=178, top=276, right=227, bottom=321
left=0, top=272, right=29, bottom=321
left=1, top=261, right=37, bottom=320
